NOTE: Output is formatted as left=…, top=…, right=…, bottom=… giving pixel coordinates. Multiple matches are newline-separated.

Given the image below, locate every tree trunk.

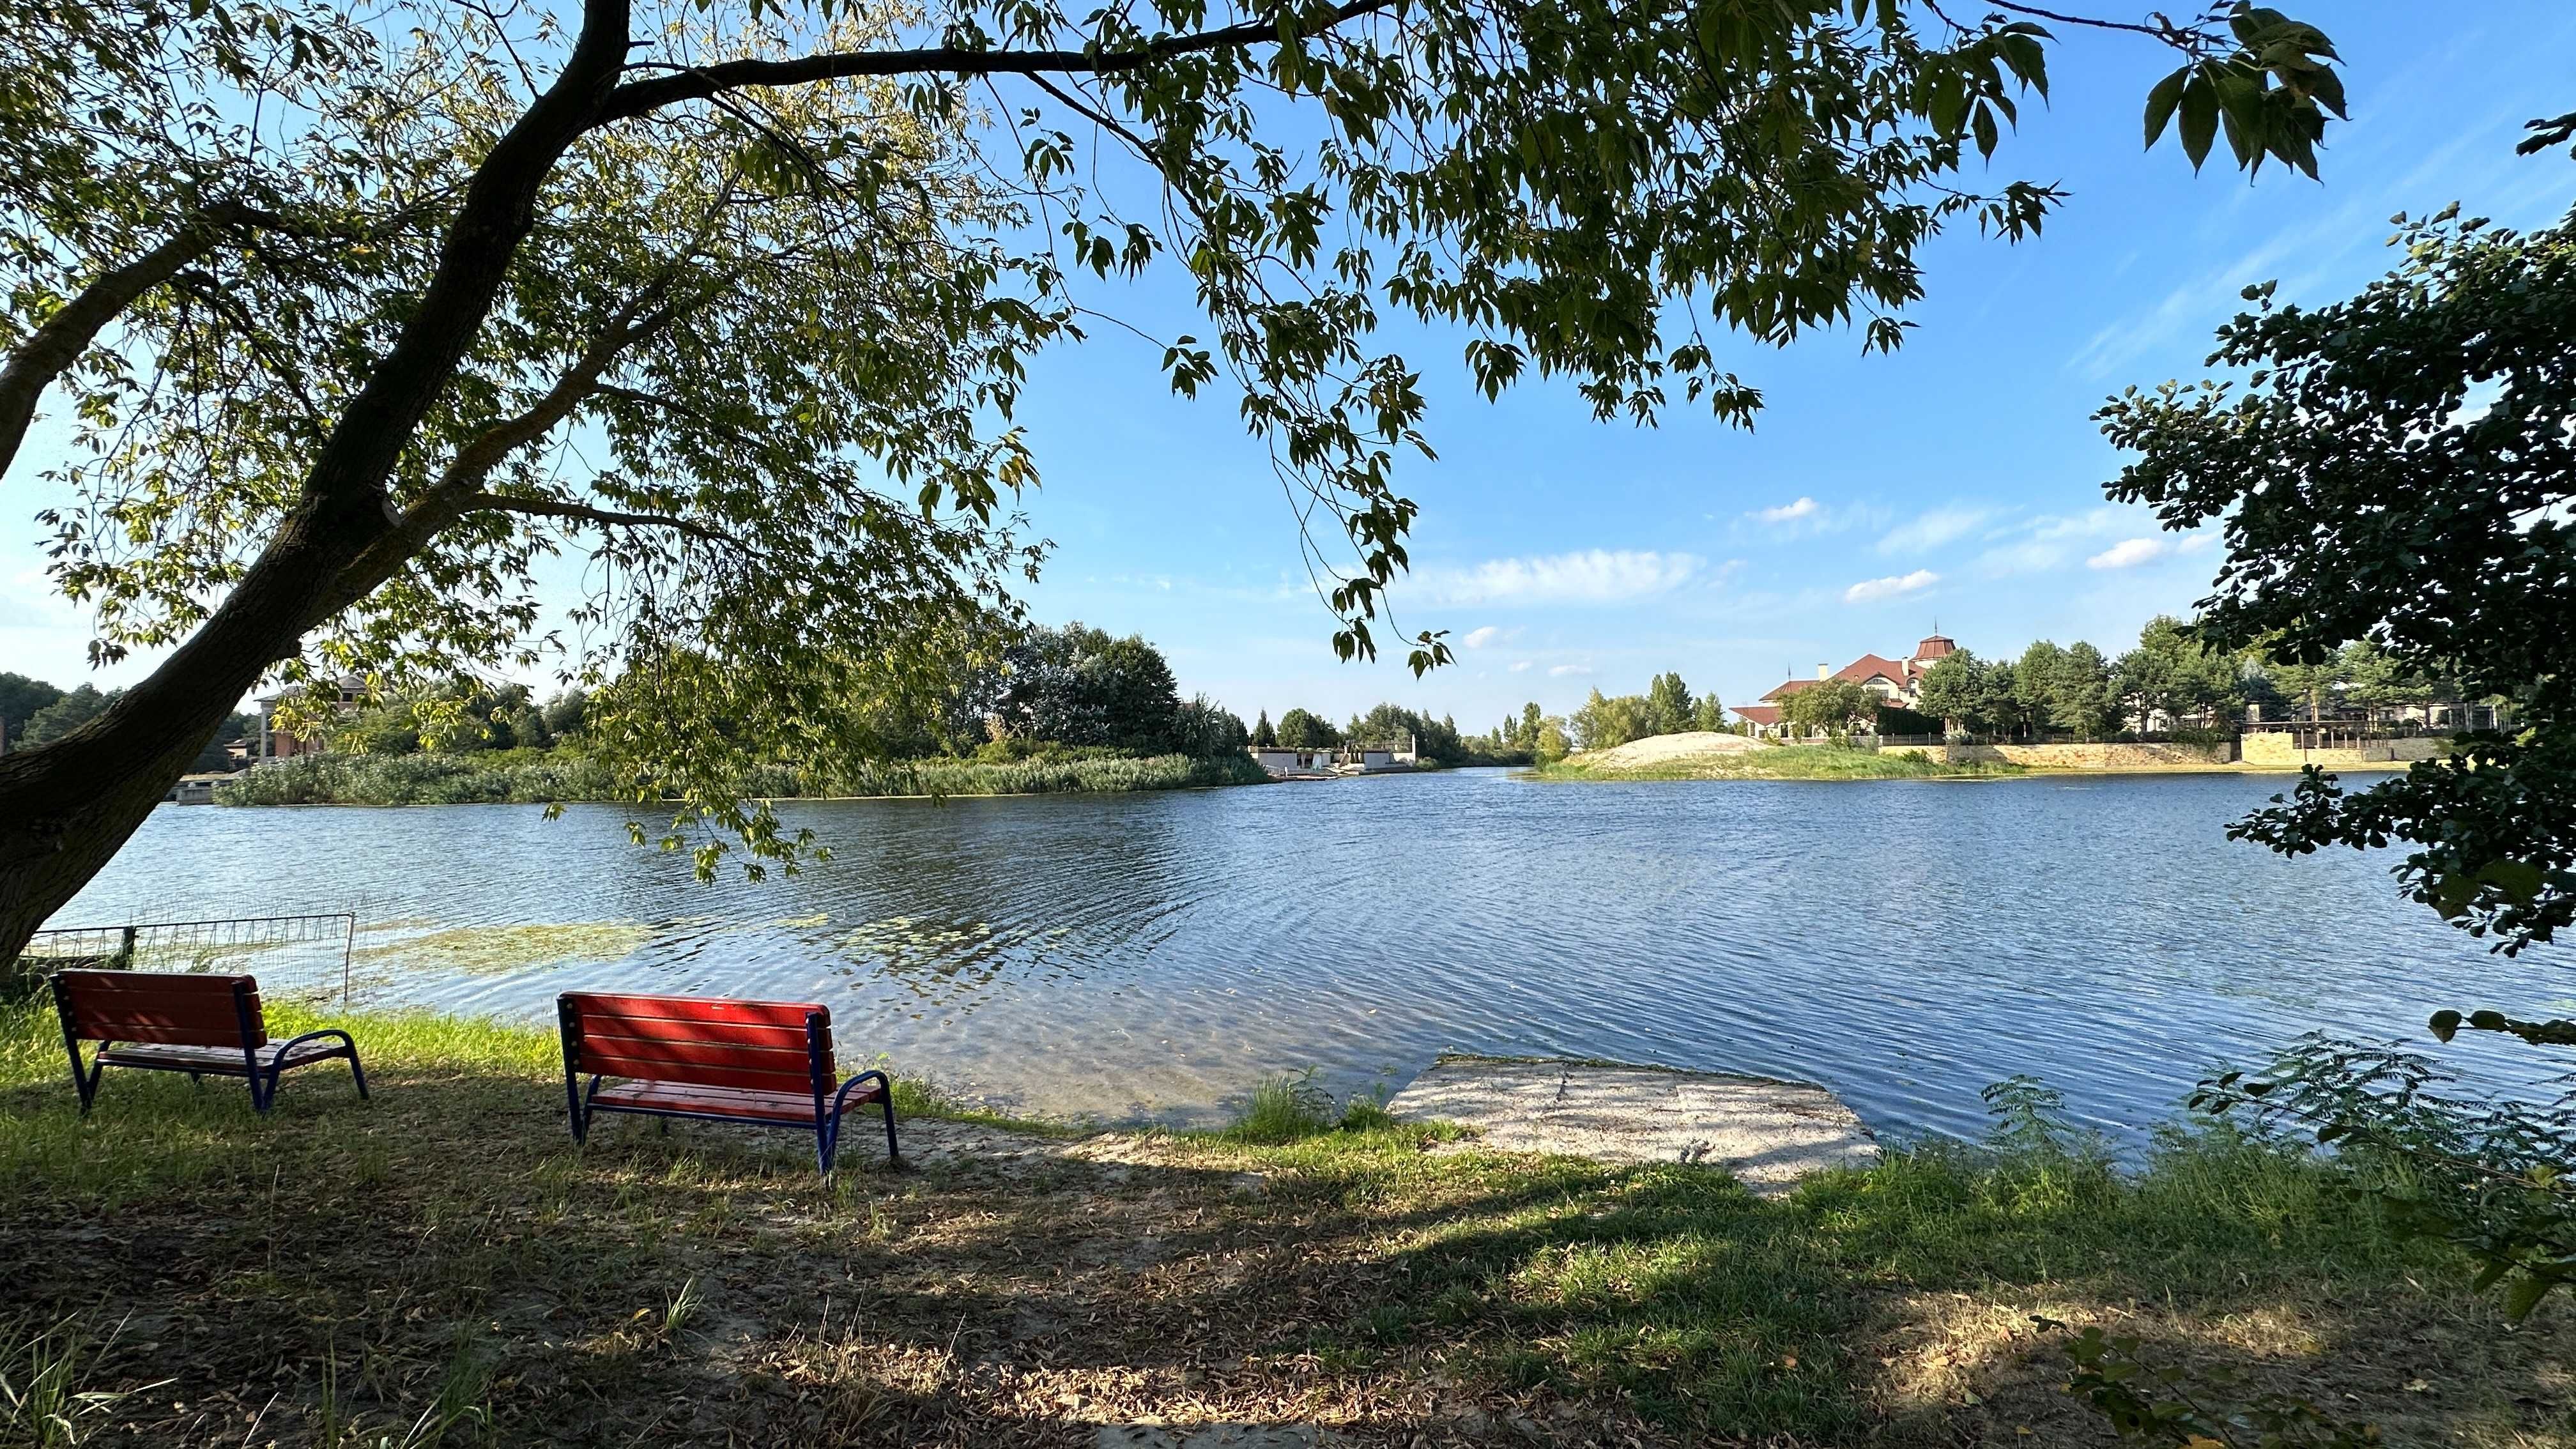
left=0, top=0, right=632, bottom=965
left=0, top=498, right=385, bottom=963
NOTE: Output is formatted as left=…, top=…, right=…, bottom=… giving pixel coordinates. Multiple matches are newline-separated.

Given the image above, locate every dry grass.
left=0, top=1006, right=2567, bottom=1447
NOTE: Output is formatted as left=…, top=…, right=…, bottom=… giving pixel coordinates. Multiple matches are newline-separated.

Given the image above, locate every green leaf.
left=2503, top=1273, right=2552, bottom=1323
left=2142, top=67, right=2187, bottom=149
left=2177, top=70, right=2220, bottom=170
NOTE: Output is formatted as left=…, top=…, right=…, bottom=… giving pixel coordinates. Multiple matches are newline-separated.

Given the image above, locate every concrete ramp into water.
left=1387, top=1056, right=1877, bottom=1198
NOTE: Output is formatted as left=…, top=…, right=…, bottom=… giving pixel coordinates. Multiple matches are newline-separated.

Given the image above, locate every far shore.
left=1535, top=732, right=2416, bottom=783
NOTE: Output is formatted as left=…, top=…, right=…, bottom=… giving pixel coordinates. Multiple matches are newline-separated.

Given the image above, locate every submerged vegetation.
left=0, top=1004, right=2566, bottom=1446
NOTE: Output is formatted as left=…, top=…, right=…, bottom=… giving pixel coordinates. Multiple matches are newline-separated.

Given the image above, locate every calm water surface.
left=49, top=769, right=2575, bottom=1139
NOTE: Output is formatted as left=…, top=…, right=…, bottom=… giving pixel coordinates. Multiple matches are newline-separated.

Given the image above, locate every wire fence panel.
left=15, top=913, right=356, bottom=1003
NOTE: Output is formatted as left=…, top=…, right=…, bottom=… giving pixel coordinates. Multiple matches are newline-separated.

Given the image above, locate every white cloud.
left=1418, top=549, right=1703, bottom=606
left=1508, top=660, right=1533, bottom=673
left=1974, top=507, right=2159, bottom=576
left=1460, top=625, right=1503, bottom=649
left=1843, top=569, right=1940, bottom=604
left=1754, top=496, right=1820, bottom=523
left=1876, top=505, right=1991, bottom=556
left=2088, top=537, right=2170, bottom=569
left=2088, top=533, right=2219, bottom=570
left=1548, top=664, right=1593, bottom=677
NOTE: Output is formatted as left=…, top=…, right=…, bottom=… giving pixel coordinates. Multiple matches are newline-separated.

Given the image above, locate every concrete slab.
left=1387, top=1056, right=1877, bottom=1198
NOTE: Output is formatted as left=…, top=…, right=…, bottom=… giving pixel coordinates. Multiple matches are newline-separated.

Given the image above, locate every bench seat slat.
left=589, top=1080, right=850, bottom=1124
left=96, top=1040, right=351, bottom=1075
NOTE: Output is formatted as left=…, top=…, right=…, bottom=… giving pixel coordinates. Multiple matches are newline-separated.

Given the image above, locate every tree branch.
left=461, top=491, right=731, bottom=541
left=0, top=202, right=268, bottom=480
left=596, top=0, right=1398, bottom=124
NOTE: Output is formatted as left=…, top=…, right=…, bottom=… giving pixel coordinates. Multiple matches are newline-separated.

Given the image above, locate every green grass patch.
left=0, top=1004, right=2561, bottom=1446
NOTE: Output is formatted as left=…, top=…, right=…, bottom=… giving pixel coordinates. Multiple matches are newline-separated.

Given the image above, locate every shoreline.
left=0, top=1001, right=2559, bottom=1446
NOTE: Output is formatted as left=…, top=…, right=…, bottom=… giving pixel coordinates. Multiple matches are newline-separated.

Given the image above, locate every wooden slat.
left=98, top=1040, right=344, bottom=1070
left=86, top=1021, right=253, bottom=1048
left=562, top=992, right=825, bottom=1029
left=577, top=1034, right=812, bottom=1073
left=572, top=1015, right=811, bottom=1050
left=578, top=1052, right=818, bottom=1094
left=58, top=970, right=250, bottom=994
left=96, top=1043, right=257, bottom=1074
left=72, top=1000, right=245, bottom=1031
left=590, top=1080, right=822, bottom=1123
left=57, top=972, right=261, bottom=1048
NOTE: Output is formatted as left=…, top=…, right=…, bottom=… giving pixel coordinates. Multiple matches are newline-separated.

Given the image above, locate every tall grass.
left=214, top=749, right=1269, bottom=806
left=839, top=751, right=1270, bottom=797
left=213, top=751, right=627, bottom=806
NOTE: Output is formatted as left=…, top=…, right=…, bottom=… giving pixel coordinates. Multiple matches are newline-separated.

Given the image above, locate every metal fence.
left=13, top=912, right=357, bottom=1003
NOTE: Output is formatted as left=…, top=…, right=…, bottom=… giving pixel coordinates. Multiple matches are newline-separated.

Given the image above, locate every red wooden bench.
left=556, top=992, right=896, bottom=1172
left=52, top=970, right=368, bottom=1113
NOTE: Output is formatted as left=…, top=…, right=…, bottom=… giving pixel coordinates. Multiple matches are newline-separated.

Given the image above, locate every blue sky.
left=6, top=3, right=2574, bottom=733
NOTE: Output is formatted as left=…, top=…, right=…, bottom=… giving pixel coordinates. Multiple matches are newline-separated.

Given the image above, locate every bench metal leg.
left=64, top=1045, right=101, bottom=1115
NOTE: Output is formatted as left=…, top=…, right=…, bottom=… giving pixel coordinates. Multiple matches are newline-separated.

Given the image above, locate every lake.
left=45, top=769, right=2575, bottom=1140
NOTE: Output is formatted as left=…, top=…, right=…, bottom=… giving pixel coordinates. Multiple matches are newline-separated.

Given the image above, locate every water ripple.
left=49, top=770, right=2573, bottom=1135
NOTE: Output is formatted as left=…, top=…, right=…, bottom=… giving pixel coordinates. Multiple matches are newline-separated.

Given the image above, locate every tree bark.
left=0, top=0, right=635, bottom=964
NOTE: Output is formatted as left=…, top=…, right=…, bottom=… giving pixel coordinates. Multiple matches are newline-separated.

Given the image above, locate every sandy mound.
left=1574, top=730, right=1759, bottom=769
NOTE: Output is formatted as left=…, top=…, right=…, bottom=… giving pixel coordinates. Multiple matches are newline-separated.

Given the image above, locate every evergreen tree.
left=1644, top=672, right=1694, bottom=737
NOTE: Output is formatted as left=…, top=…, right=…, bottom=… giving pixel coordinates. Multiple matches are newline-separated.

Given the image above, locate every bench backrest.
left=558, top=992, right=832, bottom=1094
left=52, top=970, right=264, bottom=1048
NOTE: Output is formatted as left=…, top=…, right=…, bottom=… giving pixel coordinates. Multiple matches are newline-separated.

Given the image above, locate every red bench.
left=52, top=970, right=368, bottom=1113
left=556, top=992, right=896, bottom=1172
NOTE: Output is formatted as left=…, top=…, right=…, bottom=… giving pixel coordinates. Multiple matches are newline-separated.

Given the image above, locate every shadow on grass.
left=1, top=1008, right=2570, bottom=1447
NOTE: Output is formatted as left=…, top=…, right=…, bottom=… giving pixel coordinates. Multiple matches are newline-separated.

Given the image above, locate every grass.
left=1537, top=742, right=2027, bottom=782
left=0, top=1004, right=2566, bottom=1446
left=215, top=749, right=1270, bottom=806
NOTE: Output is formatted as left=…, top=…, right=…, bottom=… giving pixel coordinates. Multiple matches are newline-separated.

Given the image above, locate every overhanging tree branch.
left=0, top=202, right=269, bottom=479
left=595, top=0, right=1399, bottom=123
left=461, top=491, right=731, bottom=541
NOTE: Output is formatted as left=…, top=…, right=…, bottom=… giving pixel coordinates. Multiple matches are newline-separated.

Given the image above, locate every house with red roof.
left=1733, top=633, right=1958, bottom=737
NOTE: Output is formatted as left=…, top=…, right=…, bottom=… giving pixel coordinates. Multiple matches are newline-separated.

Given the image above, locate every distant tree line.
left=22, top=621, right=1255, bottom=783
left=1908, top=617, right=2495, bottom=739
left=2, top=673, right=252, bottom=771
left=1249, top=702, right=1535, bottom=766
left=1563, top=671, right=1732, bottom=753
left=342, top=622, right=1250, bottom=765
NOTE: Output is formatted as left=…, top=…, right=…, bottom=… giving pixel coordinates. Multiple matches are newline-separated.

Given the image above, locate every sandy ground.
left=1568, top=732, right=1760, bottom=770
left=1386, top=1057, right=1879, bottom=1199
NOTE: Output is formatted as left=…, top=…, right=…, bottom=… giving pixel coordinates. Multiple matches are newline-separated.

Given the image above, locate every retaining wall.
left=2239, top=733, right=2450, bottom=769
left=1882, top=740, right=2237, bottom=768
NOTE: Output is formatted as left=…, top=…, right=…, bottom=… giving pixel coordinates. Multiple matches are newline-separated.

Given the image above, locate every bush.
left=217, top=745, right=1271, bottom=806
left=213, top=751, right=627, bottom=806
